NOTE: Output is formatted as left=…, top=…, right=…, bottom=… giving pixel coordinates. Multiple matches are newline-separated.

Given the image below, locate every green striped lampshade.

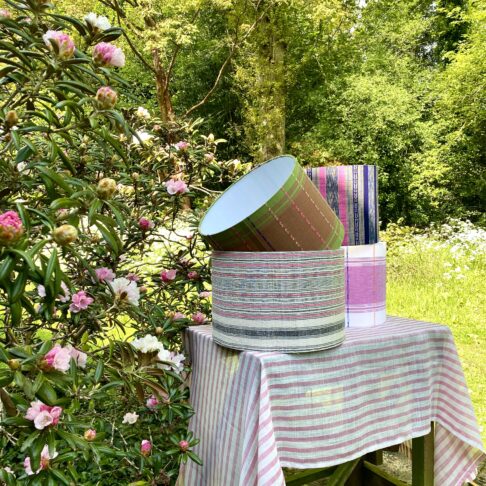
left=211, top=249, right=345, bottom=352
left=199, top=155, right=344, bottom=251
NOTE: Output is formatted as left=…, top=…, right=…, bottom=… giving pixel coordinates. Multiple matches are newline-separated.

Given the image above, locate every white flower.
left=157, top=348, right=172, bottom=363
left=37, top=285, right=46, bottom=298
left=34, top=411, right=54, bottom=430
left=136, top=106, right=151, bottom=119
left=110, top=277, right=140, bottom=306
left=84, top=12, right=111, bottom=31
left=169, top=352, right=185, bottom=373
left=58, top=281, right=71, bottom=303
left=131, top=334, right=164, bottom=354
left=157, top=350, right=185, bottom=373
left=132, top=131, right=154, bottom=145
left=122, top=412, right=139, bottom=424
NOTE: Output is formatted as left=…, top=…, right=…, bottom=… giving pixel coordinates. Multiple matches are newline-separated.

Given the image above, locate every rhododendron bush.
left=0, top=2, right=244, bottom=484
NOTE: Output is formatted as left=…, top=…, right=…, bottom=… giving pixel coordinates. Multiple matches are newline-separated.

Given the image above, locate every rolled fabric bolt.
left=306, top=165, right=379, bottom=246
left=199, top=155, right=344, bottom=251
left=211, top=249, right=345, bottom=353
left=344, top=242, right=386, bottom=327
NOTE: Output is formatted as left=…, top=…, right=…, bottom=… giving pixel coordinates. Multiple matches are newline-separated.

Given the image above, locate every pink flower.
left=0, top=210, right=24, bottom=246
left=173, top=312, right=186, bottom=321
left=174, top=141, right=189, bottom=151
left=146, top=395, right=159, bottom=409
left=204, top=153, right=215, bottom=162
left=140, top=440, right=152, bottom=456
left=187, top=271, right=199, bottom=280
left=126, top=273, right=140, bottom=282
left=95, top=86, right=117, bottom=110
left=24, top=444, right=58, bottom=475
left=37, top=284, right=46, bottom=298
left=93, top=42, right=125, bottom=68
left=58, top=281, right=71, bottom=303
left=199, top=291, right=211, bottom=299
left=66, top=345, right=87, bottom=368
left=84, top=429, right=96, bottom=441
left=191, top=312, right=206, bottom=325
left=160, top=269, right=177, bottom=282
left=25, top=401, right=62, bottom=430
left=164, top=179, right=189, bottom=195
left=69, top=291, right=93, bottom=313
left=43, top=345, right=72, bottom=372
left=179, top=440, right=189, bottom=451
left=138, top=217, right=154, bottom=231
left=42, top=30, right=75, bottom=60
left=0, top=9, right=12, bottom=18
left=95, top=267, right=116, bottom=283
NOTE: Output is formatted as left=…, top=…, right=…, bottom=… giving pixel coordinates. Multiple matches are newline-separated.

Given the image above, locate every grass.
left=383, top=221, right=486, bottom=445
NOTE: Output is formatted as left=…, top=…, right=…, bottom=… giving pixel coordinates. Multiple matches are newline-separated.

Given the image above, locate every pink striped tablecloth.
left=178, top=316, right=485, bottom=486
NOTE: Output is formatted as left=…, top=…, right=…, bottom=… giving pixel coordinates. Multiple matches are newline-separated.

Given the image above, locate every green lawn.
left=383, top=221, right=486, bottom=444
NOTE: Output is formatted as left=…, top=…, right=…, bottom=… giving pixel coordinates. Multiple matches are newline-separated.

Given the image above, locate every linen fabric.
left=344, top=242, right=386, bottom=327
left=306, top=165, right=379, bottom=246
left=178, top=317, right=485, bottom=486
left=202, top=159, right=344, bottom=251
left=211, top=250, right=345, bottom=352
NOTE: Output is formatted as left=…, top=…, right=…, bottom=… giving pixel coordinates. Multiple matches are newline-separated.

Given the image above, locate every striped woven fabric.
left=178, top=317, right=485, bottom=486
left=306, top=165, right=379, bottom=245
left=211, top=250, right=345, bottom=352
left=344, top=242, right=386, bottom=327
left=201, top=156, right=344, bottom=251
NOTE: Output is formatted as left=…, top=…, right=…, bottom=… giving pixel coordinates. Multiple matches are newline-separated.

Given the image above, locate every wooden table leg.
left=412, top=423, right=435, bottom=486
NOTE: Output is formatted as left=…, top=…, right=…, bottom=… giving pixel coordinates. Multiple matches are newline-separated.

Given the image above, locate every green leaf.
left=37, top=381, right=58, bottom=405
left=50, top=198, right=82, bottom=211
left=9, top=271, right=27, bottom=303
left=15, top=145, right=34, bottom=164
left=9, top=248, right=36, bottom=272
left=37, top=167, right=73, bottom=194
left=44, top=248, right=58, bottom=287
left=20, top=430, right=41, bottom=452
left=94, top=360, right=104, bottom=383
left=0, top=365, right=14, bottom=387
left=50, top=469, right=71, bottom=485
left=95, top=220, right=121, bottom=254
left=0, top=255, right=15, bottom=282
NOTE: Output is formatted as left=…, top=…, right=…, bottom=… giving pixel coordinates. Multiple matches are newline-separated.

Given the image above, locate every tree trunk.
left=152, top=48, right=175, bottom=125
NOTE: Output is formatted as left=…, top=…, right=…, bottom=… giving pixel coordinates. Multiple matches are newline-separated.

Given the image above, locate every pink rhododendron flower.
left=146, top=395, right=159, bottom=409
left=160, top=269, right=177, bottom=282
left=138, top=217, right=154, bottom=231
left=95, top=86, right=117, bottom=110
left=66, top=345, right=87, bottom=368
left=126, top=273, right=140, bottom=282
left=69, top=290, right=93, bottom=313
left=43, top=345, right=72, bottom=372
left=187, top=271, right=198, bottom=280
left=179, top=440, right=189, bottom=451
left=173, top=312, right=186, bottom=320
left=58, top=281, right=71, bottom=303
left=199, top=291, right=211, bottom=299
left=0, top=210, right=24, bottom=246
left=93, top=42, right=125, bottom=67
left=191, top=312, right=206, bottom=325
left=95, top=267, right=116, bottom=283
left=174, top=140, right=189, bottom=151
left=0, top=9, right=12, bottom=18
left=42, top=30, right=75, bottom=60
left=164, top=178, right=189, bottom=195
left=24, top=445, right=58, bottom=475
left=140, top=440, right=152, bottom=456
left=25, top=401, right=62, bottom=430
left=84, top=429, right=97, bottom=441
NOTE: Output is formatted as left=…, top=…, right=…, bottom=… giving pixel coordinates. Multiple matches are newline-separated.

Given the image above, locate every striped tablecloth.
left=178, top=317, right=485, bottom=486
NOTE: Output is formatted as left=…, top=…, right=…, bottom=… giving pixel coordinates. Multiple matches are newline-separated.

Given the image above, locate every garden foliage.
left=0, top=2, right=247, bottom=483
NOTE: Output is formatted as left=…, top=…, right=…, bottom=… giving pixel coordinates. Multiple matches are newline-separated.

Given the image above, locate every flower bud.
left=0, top=211, right=24, bottom=246
left=8, top=359, right=20, bottom=370
left=140, top=440, right=152, bottom=456
left=84, top=429, right=97, bottom=441
left=155, top=326, right=163, bottom=335
left=53, top=224, right=78, bottom=246
left=5, top=110, right=18, bottom=127
left=95, top=86, right=117, bottom=110
left=131, top=172, right=140, bottom=181
left=207, top=133, right=215, bottom=143
left=96, top=178, right=117, bottom=199
left=179, top=440, right=189, bottom=452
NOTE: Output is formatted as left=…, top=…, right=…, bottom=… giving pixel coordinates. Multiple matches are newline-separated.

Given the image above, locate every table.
left=178, top=316, right=485, bottom=486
